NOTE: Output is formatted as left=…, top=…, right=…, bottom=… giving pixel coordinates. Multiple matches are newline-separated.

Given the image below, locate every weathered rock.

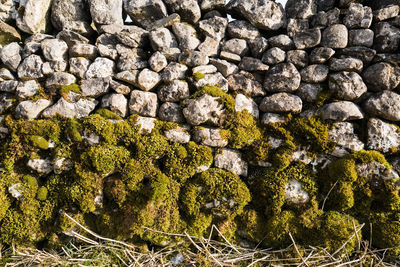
left=69, top=44, right=98, bottom=60
left=210, top=58, right=239, bottom=77
left=329, top=72, right=367, bottom=100
left=149, top=51, right=168, bottom=73
left=164, top=126, right=191, bottom=143
left=309, top=47, right=335, bottom=64
left=238, top=57, right=269, bottom=72
left=115, top=26, right=149, bottom=48
left=262, top=47, right=286, bottom=65
left=226, top=0, right=286, bottom=31
left=297, top=83, right=323, bottom=102
left=158, top=80, right=189, bottom=102
left=45, top=72, right=77, bottom=91
left=286, top=50, right=309, bottom=68
left=161, top=62, right=188, bottom=81
left=135, top=116, right=156, bottom=134
left=194, top=127, right=228, bottom=147
left=261, top=113, right=286, bottom=125
left=109, top=80, right=131, bottom=95
left=285, top=179, right=310, bottom=205
left=16, top=80, right=40, bottom=99
left=287, top=18, right=309, bottom=38
left=248, top=37, right=269, bottom=58
left=51, top=0, right=90, bottom=30
left=0, top=21, right=21, bottom=45
left=179, top=36, right=201, bottom=51
left=171, top=22, right=196, bottom=42
left=320, top=101, right=364, bottom=121
left=0, top=93, right=13, bottom=113
left=260, top=93, right=303, bottom=113
left=149, top=27, right=178, bottom=51
left=183, top=94, right=226, bottom=126
left=219, top=51, right=242, bottom=63
left=194, top=72, right=229, bottom=92
left=268, top=34, right=294, bottom=50
left=199, top=16, right=228, bottom=41
left=27, top=159, right=53, bottom=175
left=192, top=65, right=217, bottom=74
left=293, top=28, right=321, bottom=49
left=85, top=57, right=115, bottom=79
left=337, top=47, right=376, bottom=64
left=285, top=0, right=316, bottom=19
left=329, top=122, right=364, bottom=151
left=313, top=8, right=340, bottom=28
left=0, top=42, right=21, bottom=71
left=53, top=158, right=73, bottom=174
left=42, top=61, right=68, bottom=75
left=123, top=0, right=168, bottom=28
left=164, top=0, right=201, bottom=24
left=364, top=91, right=400, bottom=121
left=0, top=80, right=17, bottom=93
left=137, top=68, right=161, bottom=91
left=0, top=0, right=15, bottom=22
left=69, top=57, right=91, bottom=79
left=348, top=29, right=374, bottom=47
left=57, top=30, right=90, bottom=47
left=329, top=58, right=364, bottom=72
left=0, top=69, right=14, bottom=80
left=321, top=24, right=348, bottom=49
left=264, top=63, right=301, bottom=92
left=81, top=77, right=110, bottom=97
left=17, top=55, right=44, bottom=80
left=214, top=148, right=248, bottom=176
left=158, top=102, right=185, bottom=122
left=15, top=99, right=52, bottom=119
left=227, top=20, right=260, bottom=40
left=16, top=0, right=52, bottom=34
left=148, top=13, right=181, bottom=30
left=367, top=118, right=400, bottom=153
left=89, top=0, right=123, bottom=25
left=222, top=38, right=248, bottom=57
left=235, top=93, right=259, bottom=118
left=363, top=63, right=400, bottom=91
left=42, top=96, right=98, bottom=118
left=228, top=71, right=264, bottom=97
left=373, top=4, right=400, bottom=21
left=300, top=64, right=329, bottom=83
left=41, top=38, right=69, bottom=63
left=129, top=90, right=158, bottom=117
left=101, top=93, right=128, bottom=117
left=343, top=3, right=373, bottom=29
left=373, top=22, right=400, bottom=53
left=179, top=50, right=209, bottom=67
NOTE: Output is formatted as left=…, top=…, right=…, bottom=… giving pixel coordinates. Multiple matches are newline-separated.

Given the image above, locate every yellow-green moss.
left=67, top=119, right=82, bottom=142
left=82, top=144, right=130, bottom=174
left=60, top=83, right=80, bottom=95
left=193, top=72, right=205, bottom=81
left=28, top=135, right=49, bottom=149
left=36, top=186, right=48, bottom=201
left=95, top=108, right=122, bottom=120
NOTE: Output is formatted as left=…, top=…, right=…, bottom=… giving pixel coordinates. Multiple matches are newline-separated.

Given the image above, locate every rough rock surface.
left=367, top=118, right=400, bottom=153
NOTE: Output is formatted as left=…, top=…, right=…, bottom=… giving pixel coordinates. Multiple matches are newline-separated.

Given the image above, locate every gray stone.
left=262, top=47, right=286, bottom=65
left=149, top=51, right=168, bottom=72
left=161, top=62, right=188, bottom=81
left=62, top=21, right=94, bottom=37
left=16, top=80, right=39, bottom=99
left=264, top=63, right=301, bottom=93
left=321, top=24, right=348, bottom=49
left=261, top=113, right=286, bottom=125
left=285, top=179, right=310, bottom=205
left=300, top=64, right=329, bottom=83
left=309, top=47, right=335, bottom=64
left=0, top=0, right=15, bottom=22
left=268, top=34, right=295, bottom=50
left=89, top=0, right=123, bottom=25
left=313, top=8, right=340, bottom=28
left=329, top=72, right=367, bottom=100
left=0, top=93, right=13, bottom=113
left=179, top=36, right=201, bottom=51
left=95, top=34, right=118, bottom=60
left=17, top=55, right=44, bottom=80
left=0, top=69, right=14, bottom=80
left=367, top=118, right=400, bottom=153
left=164, top=126, right=191, bottom=144
left=363, top=63, right=400, bottom=91
left=16, top=0, right=52, bottom=34
left=101, top=93, right=128, bottom=117
left=23, top=33, right=53, bottom=56
left=348, top=29, right=374, bottom=47
left=193, top=127, right=228, bottom=147
left=198, top=36, right=220, bottom=57
left=81, top=77, right=110, bottom=97
left=135, top=116, right=156, bottom=134
left=222, top=38, right=248, bottom=57
left=200, top=0, right=225, bottom=11
left=137, top=68, right=161, bottom=91
left=219, top=51, right=242, bottom=63
left=51, top=0, right=90, bottom=30
left=214, top=148, right=248, bottom=176
left=343, top=3, right=373, bottom=29
left=158, top=102, right=185, bottom=122
left=297, top=83, right=323, bottom=102
left=45, top=72, right=77, bottom=91
left=248, top=37, right=269, bottom=58
left=329, top=122, right=364, bottom=151
left=373, top=22, right=400, bottom=53
left=194, top=72, right=229, bottom=92
left=109, top=80, right=131, bottom=95
left=293, top=28, right=321, bottom=49
left=364, top=91, right=400, bottom=121
left=227, top=20, right=260, bottom=40
left=0, top=80, right=17, bottom=92
left=15, top=99, right=52, bottom=119
left=85, top=57, right=115, bottom=79
left=41, top=38, right=69, bottom=62
left=337, top=47, right=376, bottom=64
left=329, top=57, right=364, bottom=72
left=260, top=93, right=303, bottom=113
left=115, top=26, right=148, bottom=48
left=374, top=5, right=400, bottom=21
left=0, top=42, right=21, bottom=72
left=286, top=50, right=309, bottom=68
left=226, top=0, right=286, bottom=31
left=199, top=16, right=228, bottom=41
left=42, top=96, right=98, bottom=118
left=210, top=58, right=239, bottom=77
left=235, top=93, right=259, bottom=118
left=42, top=61, right=68, bottom=75
left=123, top=0, right=168, bottom=28
left=239, top=57, right=269, bottom=72
left=285, top=0, right=317, bottom=19
left=56, top=30, right=90, bottom=47
left=27, top=159, right=53, bottom=175
left=287, top=18, right=309, bottom=38
left=192, top=65, right=218, bottom=74
left=164, top=0, right=201, bottom=24
left=53, top=157, right=73, bottom=174
left=149, top=27, right=178, bottom=51
left=320, top=101, right=364, bottom=121
left=148, top=13, right=181, bottom=31
left=69, top=57, right=91, bottom=79
left=129, top=90, right=158, bottom=117
left=179, top=50, right=209, bottom=67
left=183, top=94, right=226, bottom=126
left=69, top=44, right=98, bottom=60
left=228, top=71, right=264, bottom=97
left=158, top=80, right=189, bottom=102
left=171, top=22, right=197, bottom=42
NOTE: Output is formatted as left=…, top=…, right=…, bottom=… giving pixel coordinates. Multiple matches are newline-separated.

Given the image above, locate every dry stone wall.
left=1, top=0, right=400, bottom=254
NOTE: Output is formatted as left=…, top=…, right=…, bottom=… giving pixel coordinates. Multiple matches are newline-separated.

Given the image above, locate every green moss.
left=227, top=110, right=262, bottom=149
left=264, top=210, right=300, bottom=247
left=28, top=135, right=49, bottom=149
left=95, top=108, right=122, bottom=120
left=36, top=186, right=48, bottom=201
left=372, top=213, right=400, bottom=255
left=104, top=176, right=126, bottom=207
left=60, top=83, right=80, bottom=95
left=315, top=90, right=332, bottom=108
left=236, top=209, right=267, bottom=243
left=189, top=86, right=235, bottom=113
left=193, top=72, right=205, bottom=81
left=67, top=119, right=82, bottom=142
left=82, top=144, right=130, bottom=174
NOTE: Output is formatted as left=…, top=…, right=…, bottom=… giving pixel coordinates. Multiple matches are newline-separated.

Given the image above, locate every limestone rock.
left=285, top=179, right=310, bottom=205
left=235, top=94, right=259, bottom=118
left=329, top=58, right=363, bottom=72
left=164, top=0, right=201, bottom=24
left=183, top=94, right=226, bottom=126
left=193, top=127, right=228, bottom=147
left=158, top=102, right=184, bottom=122
left=300, top=64, right=329, bottom=83
left=260, top=93, right=303, bottom=113
left=261, top=113, right=286, bottom=125
left=293, top=28, right=321, bottom=49
left=199, top=16, right=228, bottom=41
left=348, top=29, right=374, bottom=47
left=329, top=122, right=364, bottom=151
left=321, top=24, right=348, bottom=49
left=343, top=3, right=373, bottom=29
left=53, top=157, right=73, bottom=174
left=161, top=62, right=188, bottom=81
left=264, top=63, right=301, bottom=93
left=158, top=80, right=189, bottom=102
left=222, top=38, right=248, bottom=57
left=16, top=80, right=40, bottom=99
left=227, top=20, right=260, bottom=40
left=101, top=93, right=128, bottom=117
left=15, top=99, right=52, bottom=119
left=367, top=118, right=400, bottom=153
left=149, top=27, right=178, bottom=51
left=0, top=21, right=21, bottom=45
left=135, top=116, right=156, bottom=134
left=248, top=37, right=269, bottom=58
left=16, top=0, right=52, bottom=34
left=51, top=0, right=90, bottom=30
left=123, top=0, right=168, bottom=28
left=81, top=77, right=110, bottom=97
left=137, top=68, right=161, bottom=91
left=164, top=126, right=191, bottom=144
left=238, top=57, right=269, bottom=72
left=309, top=47, right=335, bottom=64
left=0, top=42, right=21, bottom=71
left=285, top=0, right=316, bottom=19
left=228, top=71, right=264, bottom=97
left=269, top=34, right=295, bottom=51
left=85, top=57, right=115, bottom=79
left=286, top=50, right=309, bottom=68
left=194, top=72, right=229, bottom=92
left=214, top=148, right=248, bottom=176
left=69, top=57, right=91, bottom=79
left=129, top=90, right=158, bottom=117
left=89, top=0, right=123, bottom=25
left=373, top=4, right=400, bottom=21
left=329, top=72, right=367, bottom=100
left=262, top=47, right=286, bottom=65
left=320, top=101, right=364, bottom=121
left=297, top=83, right=323, bottom=102
left=45, top=72, right=77, bottom=91
left=42, top=96, right=98, bottom=118
left=69, top=44, right=98, bottom=60
left=27, top=159, right=53, bottom=175
left=149, top=51, right=168, bottom=72
left=364, top=91, right=400, bottom=121
left=179, top=50, right=209, bottom=67
left=210, top=58, right=239, bottom=77
left=363, top=63, right=400, bottom=91
left=17, top=55, right=44, bottom=80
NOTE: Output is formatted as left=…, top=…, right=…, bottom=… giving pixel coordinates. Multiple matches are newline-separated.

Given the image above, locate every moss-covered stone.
left=29, top=135, right=49, bottom=149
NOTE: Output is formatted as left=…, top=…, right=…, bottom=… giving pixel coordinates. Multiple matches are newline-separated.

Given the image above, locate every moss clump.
left=60, top=83, right=80, bottom=95
left=67, top=119, right=82, bottom=142
left=193, top=72, right=205, bottom=81
left=264, top=210, right=300, bottom=247
left=372, top=213, right=400, bottom=255
left=82, top=145, right=130, bottom=174
left=95, top=108, right=122, bottom=120
left=28, top=135, right=49, bottom=149
left=236, top=208, right=267, bottom=243
left=36, top=186, right=48, bottom=201
left=227, top=110, right=262, bottom=149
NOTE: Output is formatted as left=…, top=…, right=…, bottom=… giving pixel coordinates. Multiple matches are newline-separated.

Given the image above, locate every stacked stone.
left=0, top=0, right=400, bottom=181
